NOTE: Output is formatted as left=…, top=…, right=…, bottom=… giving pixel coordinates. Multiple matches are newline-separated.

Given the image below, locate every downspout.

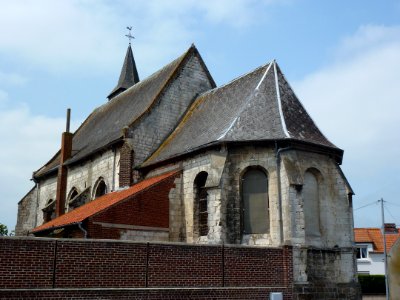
left=112, top=147, right=117, bottom=191
left=34, top=180, right=40, bottom=229
left=275, top=142, right=293, bottom=245
left=78, top=222, right=88, bottom=239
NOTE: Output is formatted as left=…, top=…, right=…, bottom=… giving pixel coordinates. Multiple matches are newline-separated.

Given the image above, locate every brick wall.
left=224, top=246, right=292, bottom=287
left=0, top=237, right=292, bottom=296
left=119, top=142, right=133, bottom=187
left=0, top=238, right=54, bottom=289
left=0, top=288, right=292, bottom=299
left=86, top=173, right=174, bottom=239
left=55, top=240, right=147, bottom=288
left=148, top=243, right=222, bottom=287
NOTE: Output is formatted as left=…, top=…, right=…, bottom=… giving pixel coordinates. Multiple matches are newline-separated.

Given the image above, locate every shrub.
left=358, top=274, right=386, bottom=294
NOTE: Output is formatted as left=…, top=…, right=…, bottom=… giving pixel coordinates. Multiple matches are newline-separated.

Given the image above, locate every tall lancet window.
left=194, top=172, right=208, bottom=237
left=242, top=168, right=269, bottom=234
left=303, top=169, right=322, bottom=241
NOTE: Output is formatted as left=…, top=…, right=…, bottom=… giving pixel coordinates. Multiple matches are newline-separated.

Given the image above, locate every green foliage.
left=0, top=223, right=8, bottom=236
left=358, top=274, right=386, bottom=294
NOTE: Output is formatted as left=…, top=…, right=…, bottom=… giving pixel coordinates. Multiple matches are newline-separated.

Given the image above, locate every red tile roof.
left=354, top=228, right=400, bottom=253
left=31, top=170, right=179, bottom=233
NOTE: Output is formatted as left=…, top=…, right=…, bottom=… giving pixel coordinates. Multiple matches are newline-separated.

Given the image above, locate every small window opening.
left=194, top=172, right=208, bottom=237
left=42, top=199, right=56, bottom=223
left=356, top=246, right=368, bottom=259
left=94, top=179, right=107, bottom=198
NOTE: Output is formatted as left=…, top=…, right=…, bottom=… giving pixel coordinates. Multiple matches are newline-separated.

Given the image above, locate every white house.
left=354, top=224, right=400, bottom=275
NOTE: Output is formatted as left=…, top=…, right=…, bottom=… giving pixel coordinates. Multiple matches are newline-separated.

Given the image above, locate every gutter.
left=30, top=222, right=82, bottom=236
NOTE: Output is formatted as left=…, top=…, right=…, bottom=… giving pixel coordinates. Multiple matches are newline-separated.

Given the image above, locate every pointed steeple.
left=107, top=45, right=140, bottom=100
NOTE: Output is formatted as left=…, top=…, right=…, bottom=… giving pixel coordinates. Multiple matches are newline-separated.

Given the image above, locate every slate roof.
left=107, top=45, right=140, bottom=100
left=31, top=170, right=179, bottom=233
left=355, top=228, right=400, bottom=253
left=144, top=61, right=341, bottom=167
left=34, top=46, right=198, bottom=178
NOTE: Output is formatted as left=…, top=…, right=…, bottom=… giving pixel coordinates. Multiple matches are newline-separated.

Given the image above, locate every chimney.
left=384, top=223, right=398, bottom=234
left=55, top=109, right=73, bottom=217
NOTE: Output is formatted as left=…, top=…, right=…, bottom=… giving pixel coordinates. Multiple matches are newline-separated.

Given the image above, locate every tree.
left=0, top=223, right=9, bottom=236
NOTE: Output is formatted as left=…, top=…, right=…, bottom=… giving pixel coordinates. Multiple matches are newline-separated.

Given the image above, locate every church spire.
left=107, top=28, right=140, bottom=100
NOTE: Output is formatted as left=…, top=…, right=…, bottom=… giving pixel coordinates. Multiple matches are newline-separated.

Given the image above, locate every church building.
left=15, top=42, right=359, bottom=297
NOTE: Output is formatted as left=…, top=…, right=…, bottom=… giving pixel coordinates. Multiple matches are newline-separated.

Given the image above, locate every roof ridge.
left=199, top=61, right=273, bottom=98
left=144, top=61, right=274, bottom=166
left=274, top=62, right=337, bottom=148
left=273, top=61, right=290, bottom=138
left=217, top=62, right=274, bottom=141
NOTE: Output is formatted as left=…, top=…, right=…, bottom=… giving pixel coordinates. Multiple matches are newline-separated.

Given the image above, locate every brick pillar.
left=119, top=142, right=134, bottom=188
left=55, top=122, right=73, bottom=217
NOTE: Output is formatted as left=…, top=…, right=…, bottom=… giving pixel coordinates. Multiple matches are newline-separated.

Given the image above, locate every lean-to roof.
left=31, top=170, right=179, bottom=233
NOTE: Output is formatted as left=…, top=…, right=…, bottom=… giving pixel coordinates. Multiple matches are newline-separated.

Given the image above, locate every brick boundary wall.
left=0, top=237, right=293, bottom=298
left=0, top=288, right=292, bottom=299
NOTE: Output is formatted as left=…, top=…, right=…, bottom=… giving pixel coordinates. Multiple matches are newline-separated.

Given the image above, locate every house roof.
left=107, top=45, right=140, bottom=100
left=34, top=45, right=200, bottom=179
left=354, top=228, right=400, bottom=253
left=144, top=60, right=341, bottom=167
left=31, top=170, right=179, bottom=233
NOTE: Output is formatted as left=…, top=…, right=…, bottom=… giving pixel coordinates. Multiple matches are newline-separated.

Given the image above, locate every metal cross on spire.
left=125, top=26, right=134, bottom=45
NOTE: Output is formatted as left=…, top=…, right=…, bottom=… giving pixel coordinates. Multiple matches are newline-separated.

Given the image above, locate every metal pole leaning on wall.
left=145, top=242, right=149, bottom=288
left=52, top=240, right=58, bottom=288
left=222, top=243, right=225, bottom=287
left=380, top=198, right=389, bottom=300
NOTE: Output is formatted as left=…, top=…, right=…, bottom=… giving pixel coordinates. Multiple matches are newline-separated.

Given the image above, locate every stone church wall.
left=21, top=147, right=120, bottom=230
left=15, top=187, right=37, bottom=236
left=36, top=175, right=58, bottom=226
left=129, top=54, right=214, bottom=165
left=65, top=148, right=120, bottom=202
left=280, top=151, right=354, bottom=250
left=223, top=145, right=281, bottom=246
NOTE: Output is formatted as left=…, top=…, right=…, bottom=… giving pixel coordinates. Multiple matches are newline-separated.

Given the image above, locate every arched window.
left=303, top=169, right=321, bottom=240
left=241, top=168, right=269, bottom=234
left=67, top=187, right=78, bottom=202
left=194, top=172, right=208, bottom=237
left=93, top=178, right=107, bottom=199
left=42, top=199, right=55, bottom=223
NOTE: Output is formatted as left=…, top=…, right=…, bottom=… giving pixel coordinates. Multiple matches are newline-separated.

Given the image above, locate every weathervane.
left=125, top=26, right=134, bottom=45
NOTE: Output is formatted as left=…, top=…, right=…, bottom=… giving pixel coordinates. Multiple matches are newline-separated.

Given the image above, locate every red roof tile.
left=31, top=170, right=179, bottom=233
left=354, top=228, right=400, bottom=253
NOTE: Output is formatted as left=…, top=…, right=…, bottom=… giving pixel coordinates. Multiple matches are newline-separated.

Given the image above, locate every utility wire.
left=354, top=200, right=378, bottom=211
left=385, top=201, right=400, bottom=208
left=384, top=205, right=398, bottom=225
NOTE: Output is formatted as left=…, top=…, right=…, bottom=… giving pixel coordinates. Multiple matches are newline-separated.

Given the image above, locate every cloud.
left=0, top=0, right=284, bottom=75
left=292, top=25, right=400, bottom=226
left=0, top=71, right=28, bottom=86
left=0, top=101, right=80, bottom=229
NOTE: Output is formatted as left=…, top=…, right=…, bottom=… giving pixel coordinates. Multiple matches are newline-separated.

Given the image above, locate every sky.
left=1, top=0, right=399, bottom=232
